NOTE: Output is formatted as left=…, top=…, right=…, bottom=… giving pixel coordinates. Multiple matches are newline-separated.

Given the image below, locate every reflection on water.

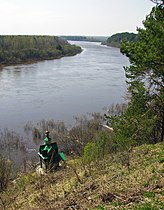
left=0, top=41, right=129, bottom=131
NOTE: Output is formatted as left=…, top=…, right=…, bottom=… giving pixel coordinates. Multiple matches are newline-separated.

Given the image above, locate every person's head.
left=44, top=130, right=49, bottom=136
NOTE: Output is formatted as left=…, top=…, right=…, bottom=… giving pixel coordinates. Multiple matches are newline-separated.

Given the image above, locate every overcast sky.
left=0, top=0, right=154, bottom=36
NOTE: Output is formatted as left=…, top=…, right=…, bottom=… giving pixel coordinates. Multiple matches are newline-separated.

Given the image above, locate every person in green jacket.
left=43, top=130, right=60, bottom=168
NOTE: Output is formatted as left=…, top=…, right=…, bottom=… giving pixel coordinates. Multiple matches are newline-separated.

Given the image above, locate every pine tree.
left=120, top=3, right=164, bottom=142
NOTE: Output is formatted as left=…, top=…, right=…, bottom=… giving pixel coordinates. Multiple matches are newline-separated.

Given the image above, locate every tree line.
left=0, top=35, right=82, bottom=65
left=61, top=35, right=108, bottom=42
left=105, top=32, right=138, bottom=48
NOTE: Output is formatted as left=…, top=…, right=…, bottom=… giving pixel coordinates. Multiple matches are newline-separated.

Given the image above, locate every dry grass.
left=0, top=143, right=164, bottom=210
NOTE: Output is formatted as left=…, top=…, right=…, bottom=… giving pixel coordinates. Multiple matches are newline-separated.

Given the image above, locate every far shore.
left=0, top=51, right=82, bottom=69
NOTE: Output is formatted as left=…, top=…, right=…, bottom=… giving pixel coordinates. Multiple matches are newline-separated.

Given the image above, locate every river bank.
left=1, top=142, right=163, bottom=209
left=0, top=35, right=82, bottom=67
left=0, top=49, right=82, bottom=68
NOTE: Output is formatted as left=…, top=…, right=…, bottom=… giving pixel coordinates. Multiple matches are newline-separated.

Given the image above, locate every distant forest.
left=0, top=35, right=82, bottom=65
left=61, top=35, right=108, bottom=42
left=60, top=33, right=138, bottom=47
left=105, top=32, right=138, bottom=48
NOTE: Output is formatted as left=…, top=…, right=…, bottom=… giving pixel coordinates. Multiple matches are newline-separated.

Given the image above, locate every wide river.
left=0, top=41, right=129, bottom=131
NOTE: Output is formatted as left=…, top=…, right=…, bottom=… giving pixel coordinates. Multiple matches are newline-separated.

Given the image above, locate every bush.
left=83, top=131, right=112, bottom=164
left=0, top=155, right=13, bottom=191
left=83, top=142, right=97, bottom=164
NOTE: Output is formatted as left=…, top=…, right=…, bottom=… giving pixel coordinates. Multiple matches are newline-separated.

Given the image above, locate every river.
left=0, top=41, right=129, bottom=131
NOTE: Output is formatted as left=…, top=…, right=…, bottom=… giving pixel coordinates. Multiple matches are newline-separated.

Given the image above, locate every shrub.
left=0, top=155, right=13, bottom=191
left=83, top=131, right=112, bottom=164
left=83, top=142, right=97, bottom=164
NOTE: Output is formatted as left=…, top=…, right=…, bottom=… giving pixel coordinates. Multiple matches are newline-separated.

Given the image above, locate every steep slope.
left=0, top=143, right=163, bottom=209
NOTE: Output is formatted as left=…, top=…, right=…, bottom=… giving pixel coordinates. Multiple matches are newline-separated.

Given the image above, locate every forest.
left=0, top=35, right=82, bottom=65
left=105, top=32, right=138, bottom=48
left=61, top=35, right=108, bottom=42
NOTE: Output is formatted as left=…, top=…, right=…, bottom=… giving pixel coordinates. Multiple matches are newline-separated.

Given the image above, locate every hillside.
left=104, top=32, right=138, bottom=48
left=0, top=143, right=163, bottom=210
left=0, top=35, right=82, bottom=66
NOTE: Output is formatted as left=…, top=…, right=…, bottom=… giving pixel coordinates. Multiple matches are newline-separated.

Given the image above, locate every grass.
left=0, top=143, right=164, bottom=210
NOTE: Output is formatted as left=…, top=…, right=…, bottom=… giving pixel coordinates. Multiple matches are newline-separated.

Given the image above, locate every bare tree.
left=150, top=0, right=164, bottom=5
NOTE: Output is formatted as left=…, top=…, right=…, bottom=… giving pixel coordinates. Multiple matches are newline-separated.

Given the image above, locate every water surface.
left=0, top=41, right=129, bottom=130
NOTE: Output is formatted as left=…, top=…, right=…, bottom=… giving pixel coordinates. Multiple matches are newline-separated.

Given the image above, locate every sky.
left=0, top=0, right=155, bottom=36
